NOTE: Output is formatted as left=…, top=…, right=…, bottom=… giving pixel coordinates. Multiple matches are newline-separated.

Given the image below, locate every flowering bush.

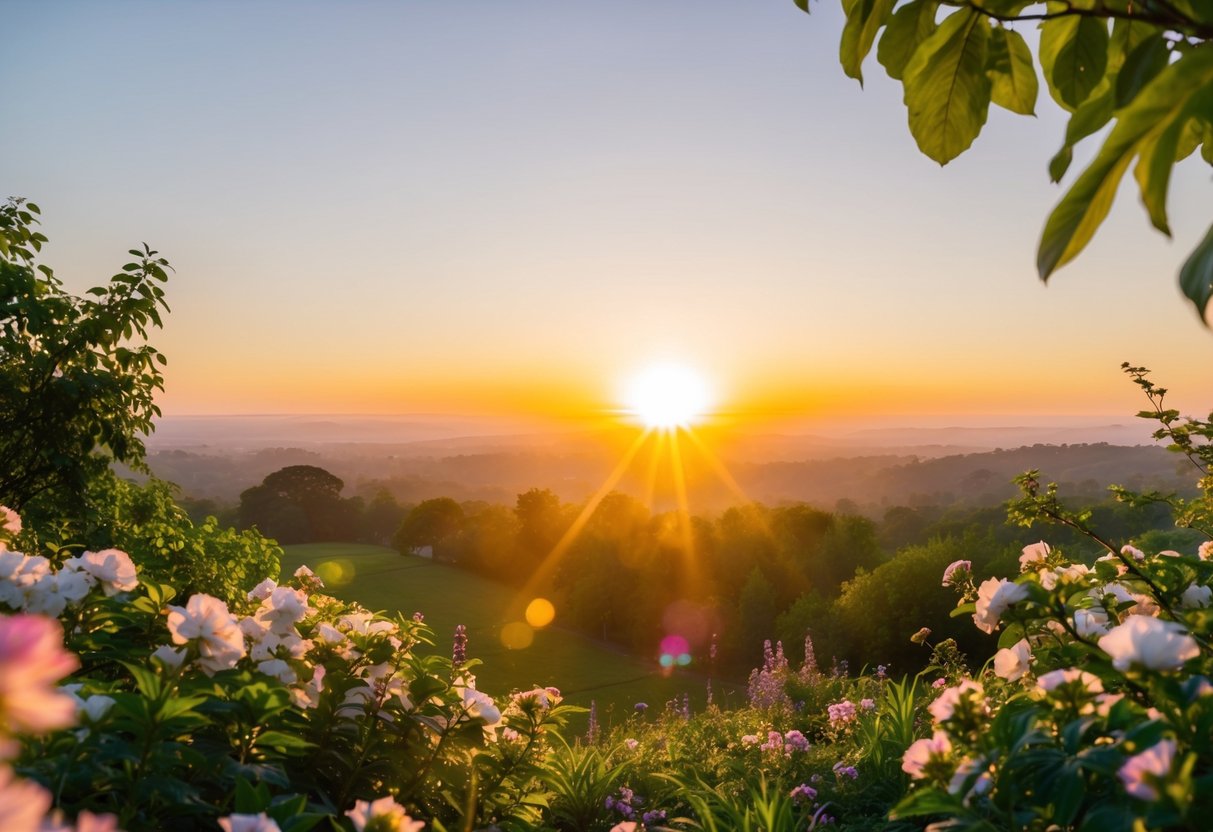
left=894, top=368, right=1213, bottom=831
left=0, top=506, right=578, bottom=832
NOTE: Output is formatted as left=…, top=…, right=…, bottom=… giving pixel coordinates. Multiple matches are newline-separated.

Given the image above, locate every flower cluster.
left=0, top=547, right=138, bottom=617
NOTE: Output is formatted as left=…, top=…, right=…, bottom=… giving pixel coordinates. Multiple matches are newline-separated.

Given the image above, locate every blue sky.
left=4, top=0, right=1209, bottom=425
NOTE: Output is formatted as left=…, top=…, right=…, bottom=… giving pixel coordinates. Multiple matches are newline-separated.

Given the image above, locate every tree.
left=239, top=464, right=354, bottom=543
left=799, top=0, right=1213, bottom=321
left=393, top=497, right=465, bottom=558
left=0, top=198, right=170, bottom=519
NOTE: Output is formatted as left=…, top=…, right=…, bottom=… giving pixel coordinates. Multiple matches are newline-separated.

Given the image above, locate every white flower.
left=254, top=587, right=310, bottom=635
left=345, top=796, right=424, bottom=832
left=992, top=639, right=1032, bottom=681
left=973, top=579, right=1029, bottom=634
left=1035, top=668, right=1104, bottom=695
left=219, top=813, right=283, bottom=832
left=1180, top=583, right=1212, bottom=609
left=152, top=644, right=186, bottom=669
left=64, top=549, right=138, bottom=595
left=1020, top=541, right=1051, bottom=571
left=0, top=553, right=50, bottom=609
left=1098, top=616, right=1200, bottom=671
left=1074, top=607, right=1111, bottom=639
left=1121, top=544, right=1145, bottom=561
left=166, top=594, right=247, bottom=675
left=257, top=659, right=297, bottom=685
left=314, top=622, right=347, bottom=645
left=76, top=694, right=116, bottom=722
left=461, top=686, right=502, bottom=740
left=246, top=578, right=278, bottom=602
left=901, top=730, right=951, bottom=778
left=1118, top=739, right=1176, bottom=801
left=1199, top=541, right=1213, bottom=561
left=290, top=664, right=326, bottom=710
left=23, top=570, right=91, bottom=617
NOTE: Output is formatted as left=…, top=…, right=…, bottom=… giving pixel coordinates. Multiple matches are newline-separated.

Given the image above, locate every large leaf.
left=840, top=0, right=898, bottom=84
left=877, top=0, right=938, bottom=82
left=1116, top=34, right=1170, bottom=108
left=1048, top=90, right=1115, bottom=182
left=1040, top=16, right=1109, bottom=112
left=988, top=26, right=1038, bottom=115
left=903, top=8, right=993, bottom=165
left=1180, top=223, right=1213, bottom=322
left=1038, top=44, right=1213, bottom=280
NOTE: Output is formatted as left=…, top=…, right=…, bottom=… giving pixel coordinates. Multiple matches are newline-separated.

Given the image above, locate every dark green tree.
left=393, top=497, right=465, bottom=559
left=0, top=198, right=169, bottom=520
left=239, top=464, right=354, bottom=543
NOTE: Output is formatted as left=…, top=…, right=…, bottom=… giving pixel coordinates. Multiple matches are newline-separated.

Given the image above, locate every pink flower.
left=166, top=594, right=246, bottom=675
left=902, top=730, right=952, bottom=779
left=0, top=507, right=20, bottom=548
left=929, top=680, right=985, bottom=724
left=63, top=550, right=137, bottom=595
left=1098, top=616, right=1200, bottom=672
left=0, top=767, right=51, bottom=832
left=219, top=813, right=281, bottom=832
left=827, top=700, right=857, bottom=724
left=941, top=560, right=971, bottom=587
left=992, top=639, right=1032, bottom=681
left=1119, top=739, right=1176, bottom=801
left=0, top=614, right=79, bottom=743
left=345, top=796, right=424, bottom=832
left=972, top=578, right=1029, bottom=634
left=948, top=757, right=993, bottom=801
left=610, top=824, right=638, bottom=832
left=931, top=678, right=947, bottom=689
left=42, top=810, right=123, bottom=831
left=246, top=579, right=277, bottom=602
left=860, top=698, right=876, bottom=711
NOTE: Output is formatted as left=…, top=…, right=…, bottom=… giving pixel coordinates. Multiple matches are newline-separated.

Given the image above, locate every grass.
left=281, top=543, right=739, bottom=726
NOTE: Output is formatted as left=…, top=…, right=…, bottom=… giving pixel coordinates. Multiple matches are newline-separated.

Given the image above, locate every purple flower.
left=789, top=783, right=818, bottom=803
left=784, top=729, right=810, bottom=752
left=634, top=702, right=648, bottom=713
left=642, top=810, right=667, bottom=825
left=833, top=761, right=858, bottom=780
left=452, top=624, right=467, bottom=666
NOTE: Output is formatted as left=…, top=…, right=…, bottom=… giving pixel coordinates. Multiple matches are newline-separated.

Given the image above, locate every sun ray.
left=641, top=429, right=667, bottom=510
left=514, top=428, right=652, bottom=605
left=683, top=428, right=754, bottom=509
left=667, top=427, right=700, bottom=588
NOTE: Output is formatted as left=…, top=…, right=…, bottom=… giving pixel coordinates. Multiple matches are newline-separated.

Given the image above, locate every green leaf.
left=1179, top=223, right=1213, bottom=323
left=1049, top=90, right=1115, bottom=182
left=988, top=27, right=1038, bottom=115
left=1038, top=44, right=1213, bottom=279
left=1116, top=35, right=1170, bottom=108
left=840, top=0, right=897, bottom=84
left=903, top=8, right=993, bottom=165
left=1041, top=17, right=1109, bottom=112
left=253, top=730, right=315, bottom=753
left=877, top=0, right=938, bottom=82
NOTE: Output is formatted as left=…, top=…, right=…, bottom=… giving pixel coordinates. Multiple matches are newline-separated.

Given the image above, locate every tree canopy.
left=799, top=0, right=1213, bottom=322
left=0, top=197, right=170, bottom=519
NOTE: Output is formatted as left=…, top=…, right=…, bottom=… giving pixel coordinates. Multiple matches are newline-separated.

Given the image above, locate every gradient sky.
left=4, top=1, right=1210, bottom=428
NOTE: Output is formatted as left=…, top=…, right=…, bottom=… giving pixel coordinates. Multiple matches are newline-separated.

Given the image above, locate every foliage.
left=393, top=498, right=465, bottom=558
left=892, top=368, right=1213, bottom=830
left=240, top=465, right=361, bottom=545
left=798, top=0, right=1213, bottom=322
left=1, top=508, right=579, bottom=832
left=0, top=197, right=170, bottom=519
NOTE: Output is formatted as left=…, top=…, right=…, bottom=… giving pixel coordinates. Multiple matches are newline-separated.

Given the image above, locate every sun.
left=623, top=363, right=713, bottom=429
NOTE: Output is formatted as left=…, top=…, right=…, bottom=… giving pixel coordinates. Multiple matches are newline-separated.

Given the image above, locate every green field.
left=281, top=543, right=740, bottom=726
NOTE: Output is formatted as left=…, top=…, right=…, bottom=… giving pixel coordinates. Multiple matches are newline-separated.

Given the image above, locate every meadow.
left=279, top=543, right=739, bottom=725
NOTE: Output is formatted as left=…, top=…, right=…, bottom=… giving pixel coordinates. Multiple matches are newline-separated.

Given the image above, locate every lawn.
left=281, top=543, right=740, bottom=726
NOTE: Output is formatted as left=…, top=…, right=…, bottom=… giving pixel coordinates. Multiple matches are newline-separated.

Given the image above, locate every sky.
left=4, top=0, right=1211, bottom=431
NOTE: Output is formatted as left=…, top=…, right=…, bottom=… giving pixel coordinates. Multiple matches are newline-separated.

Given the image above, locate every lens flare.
left=525, top=597, right=556, bottom=628
left=500, top=621, right=535, bottom=650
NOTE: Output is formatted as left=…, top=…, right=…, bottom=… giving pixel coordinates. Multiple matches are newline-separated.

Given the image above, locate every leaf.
left=1049, top=90, right=1115, bottom=182
left=1179, top=223, right=1213, bottom=323
left=988, top=27, right=1038, bottom=115
left=840, top=0, right=897, bottom=84
left=877, top=0, right=938, bottom=82
left=794, top=0, right=811, bottom=12
left=1116, top=35, right=1170, bottom=108
left=253, top=730, right=315, bottom=753
left=903, top=8, right=993, bottom=165
left=1040, top=17, right=1109, bottom=113
left=1052, top=18, right=1110, bottom=110
left=1038, top=44, right=1213, bottom=280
